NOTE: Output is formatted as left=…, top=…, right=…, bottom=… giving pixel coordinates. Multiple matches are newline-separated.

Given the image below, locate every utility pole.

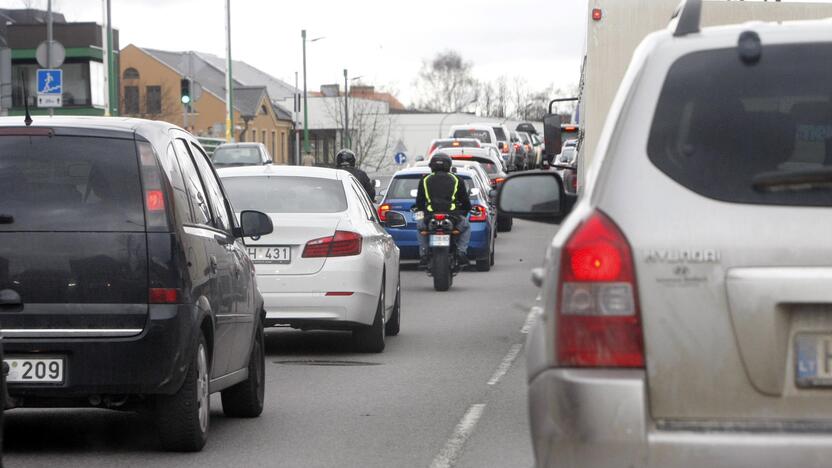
left=302, top=30, right=309, bottom=155
left=46, top=0, right=53, bottom=117
left=295, top=71, right=301, bottom=165
left=343, top=68, right=348, bottom=149
left=106, top=0, right=115, bottom=116
left=101, top=0, right=109, bottom=116
left=224, top=0, right=234, bottom=142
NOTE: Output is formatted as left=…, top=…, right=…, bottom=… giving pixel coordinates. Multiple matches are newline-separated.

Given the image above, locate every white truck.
left=575, top=0, right=832, bottom=177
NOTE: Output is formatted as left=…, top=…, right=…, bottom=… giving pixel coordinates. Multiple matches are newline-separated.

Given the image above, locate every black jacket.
left=341, top=166, right=375, bottom=200
left=415, top=172, right=471, bottom=214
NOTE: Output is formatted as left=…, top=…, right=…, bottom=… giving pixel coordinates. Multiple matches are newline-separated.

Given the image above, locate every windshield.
left=222, top=176, right=347, bottom=213
left=0, top=135, right=144, bottom=231
left=452, top=129, right=491, bottom=143
left=648, top=43, right=832, bottom=206
left=493, top=127, right=507, bottom=141
left=212, top=147, right=262, bottom=165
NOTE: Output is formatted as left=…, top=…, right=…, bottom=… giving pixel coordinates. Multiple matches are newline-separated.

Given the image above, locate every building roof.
left=138, top=46, right=291, bottom=120
left=195, top=51, right=297, bottom=101
left=0, top=9, right=67, bottom=25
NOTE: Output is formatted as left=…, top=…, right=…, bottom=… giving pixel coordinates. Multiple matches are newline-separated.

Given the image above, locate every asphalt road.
left=3, top=220, right=556, bottom=468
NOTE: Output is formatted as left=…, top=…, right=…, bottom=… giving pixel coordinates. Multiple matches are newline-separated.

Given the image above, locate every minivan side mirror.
left=497, top=171, right=569, bottom=224
left=236, top=210, right=274, bottom=238
left=384, top=211, right=407, bottom=229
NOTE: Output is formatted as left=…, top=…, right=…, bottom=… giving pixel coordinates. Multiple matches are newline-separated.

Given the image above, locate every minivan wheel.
left=156, top=334, right=209, bottom=452
left=221, top=320, right=265, bottom=418
left=354, top=281, right=386, bottom=353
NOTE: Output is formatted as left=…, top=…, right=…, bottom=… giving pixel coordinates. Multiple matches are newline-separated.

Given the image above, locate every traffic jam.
left=4, top=0, right=832, bottom=467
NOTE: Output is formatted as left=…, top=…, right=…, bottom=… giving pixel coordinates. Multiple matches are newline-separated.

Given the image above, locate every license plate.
left=5, top=356, right=65, bottom=384
left=247, top=246, right=291, bottom=264
left=429, top=234, right=450, bottom=247
left=796, top=334, right=832, bottom=387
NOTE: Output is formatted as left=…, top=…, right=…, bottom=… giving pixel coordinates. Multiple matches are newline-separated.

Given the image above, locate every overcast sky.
left=0, top=0, right=588, bottom=105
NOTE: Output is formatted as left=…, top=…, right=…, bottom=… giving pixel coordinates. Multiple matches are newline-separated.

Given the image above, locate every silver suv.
left=499, top=3, right=832, bottom=468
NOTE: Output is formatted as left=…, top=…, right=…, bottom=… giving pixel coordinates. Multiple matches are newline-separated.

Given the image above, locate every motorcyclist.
left=335, top=148, right=376, bottom=200
left=414, top=152, right=472, bottom=267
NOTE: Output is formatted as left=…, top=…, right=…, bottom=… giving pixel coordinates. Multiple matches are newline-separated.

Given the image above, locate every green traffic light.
left=181, top=95, right=191, bottom=104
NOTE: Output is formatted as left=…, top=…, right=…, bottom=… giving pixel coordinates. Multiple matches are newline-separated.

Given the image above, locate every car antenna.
left=20, top=71, right=32, bottom=126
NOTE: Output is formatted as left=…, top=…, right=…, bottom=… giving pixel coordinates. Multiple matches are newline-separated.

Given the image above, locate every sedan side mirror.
left=497, top=171, right=569, bottom=224
left=384, top=211, right=407, bottom=229
left=236, top=210, right=274, bottom=238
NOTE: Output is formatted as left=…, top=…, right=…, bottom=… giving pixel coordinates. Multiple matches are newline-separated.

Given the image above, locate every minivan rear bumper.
left=4, top=304, right=194, bottom=405
left=529, top=368, right=832, bottom=468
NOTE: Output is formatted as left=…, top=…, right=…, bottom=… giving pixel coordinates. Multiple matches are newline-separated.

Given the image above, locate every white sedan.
left=218, top=165, right=402, bottom=353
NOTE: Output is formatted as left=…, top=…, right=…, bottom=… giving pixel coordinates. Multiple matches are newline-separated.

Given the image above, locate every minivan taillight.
left=137, top=141, right=171, bottom=231
left=302, top=231, right=362, bottom=258
left=149, top=288, right=180, bottom=304
left=556, top=211, right=644, bottom=368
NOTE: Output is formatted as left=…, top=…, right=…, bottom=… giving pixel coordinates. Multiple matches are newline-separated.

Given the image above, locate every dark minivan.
left=0, top=117, right=273, bottom=451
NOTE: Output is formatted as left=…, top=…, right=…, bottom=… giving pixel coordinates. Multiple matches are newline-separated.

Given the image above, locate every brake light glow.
left=469, top=205, right=488, bottom=222
left=146, top=189, right=165, bottom=212
left=302, top=231, right=362, bottom=258
left=452, top=155, right=473, bottom=159
left=592, top=8, right=602, bottom=21
left=149, top=288, right=180, bottom=304
left=492, top=177, right=505, bottom=186
left=434, top=214, right=446, bottom=221
left=556, top=211, right=644, bottom=368
left=452, top=141, right=461, bottom=147
left=378, top=203, right=391, bottom=221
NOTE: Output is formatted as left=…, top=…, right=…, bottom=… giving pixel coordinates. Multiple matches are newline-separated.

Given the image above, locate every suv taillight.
left=469, top=205, right=488, bottom=222
left=303, top=231, right=362, bottom=258
left=137, top=141, right=171, bottom=231
left=556, top=211, right=644, bottom=367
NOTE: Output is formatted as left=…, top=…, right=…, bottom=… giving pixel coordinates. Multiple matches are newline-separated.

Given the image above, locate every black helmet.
left=336, top=149, right=356, bottom=167
left=429, top=152, right=452, bottom=172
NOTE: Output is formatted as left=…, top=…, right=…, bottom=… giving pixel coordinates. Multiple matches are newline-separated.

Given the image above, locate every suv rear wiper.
left=752, top=167, right=832, bottom=192
left=0, top=214, right=13, bottom=224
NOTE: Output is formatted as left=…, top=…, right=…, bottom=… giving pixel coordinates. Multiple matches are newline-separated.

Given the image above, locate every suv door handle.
left=209, top=256, right=218, bottom=275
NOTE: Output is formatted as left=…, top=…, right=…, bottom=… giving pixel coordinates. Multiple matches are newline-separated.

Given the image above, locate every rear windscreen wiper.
left=752, top=167, right=832, bottom=192
left=0, top=214, right=13, bottom=224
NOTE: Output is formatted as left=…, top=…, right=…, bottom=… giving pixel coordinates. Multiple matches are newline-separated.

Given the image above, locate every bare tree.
left=415, top=50, right=479, bottom=113
left=478, top=81, right=495, bottom=117
left=324, top=95, right=397, bottom=172
left=511, top=77, right=530, bottom=119
left=493, top=76, right=509, bottom=119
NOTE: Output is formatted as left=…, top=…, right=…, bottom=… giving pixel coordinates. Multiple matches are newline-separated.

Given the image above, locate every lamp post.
left=225, top=0, right=234, bottom=142
left=343, top=70, right=362, bottom=149
left=301, top=31, right=324, bottom=156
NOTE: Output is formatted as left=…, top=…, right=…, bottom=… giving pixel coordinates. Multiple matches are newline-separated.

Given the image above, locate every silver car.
left=499, top=6, right=832, bottom=468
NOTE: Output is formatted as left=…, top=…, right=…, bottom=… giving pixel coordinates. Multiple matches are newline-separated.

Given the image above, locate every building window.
left=146, top=86, right=162, bottom=114
left=251, top=128, right=257, bottom=142
left=261, top=130, right=266, bottom=148
left=123, top=67, right=140, bottom=80
left=123, top=86, right=139, bottom=114
left=280, top=132, right=286, bottom=164
left=271, top=131, right=276, bottom=162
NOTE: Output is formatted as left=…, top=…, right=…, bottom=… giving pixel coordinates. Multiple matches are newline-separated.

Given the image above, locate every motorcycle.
left=416, top=210, right=463, bottom=291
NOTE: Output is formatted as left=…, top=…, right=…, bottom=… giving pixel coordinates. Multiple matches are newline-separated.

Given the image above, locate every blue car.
left=378, top=166, right=496, bottom=271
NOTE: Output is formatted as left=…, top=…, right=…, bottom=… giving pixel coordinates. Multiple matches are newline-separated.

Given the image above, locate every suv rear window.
left=212, top=146, right=261, bottom=166
left=222, top=176, right=347, bottom=213
left=0, top=135, right=144, bottom=231
left=452, top=129, right=491, bottom=143
left=386, top=175, right=474, bottom=199
left=648, top=43, right=832, bottom=206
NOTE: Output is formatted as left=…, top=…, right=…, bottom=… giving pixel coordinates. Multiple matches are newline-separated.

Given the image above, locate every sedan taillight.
left=556, top=211, right=644, bottom=368
left=302, top=231, right=363, bottom=258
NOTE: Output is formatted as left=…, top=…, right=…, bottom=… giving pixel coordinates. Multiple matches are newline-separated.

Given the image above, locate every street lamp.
left=438, top=97, right=479, bottom=138
left=301, top=30, right=324, bottom=157
left=343, top=69, right=362, bottom=150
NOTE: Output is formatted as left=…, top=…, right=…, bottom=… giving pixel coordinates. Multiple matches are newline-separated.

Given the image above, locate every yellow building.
left=119, top=44, right=295, bottom=164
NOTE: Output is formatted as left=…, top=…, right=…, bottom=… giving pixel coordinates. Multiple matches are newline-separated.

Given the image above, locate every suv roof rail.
left=670, top=0, right=702, bottom=37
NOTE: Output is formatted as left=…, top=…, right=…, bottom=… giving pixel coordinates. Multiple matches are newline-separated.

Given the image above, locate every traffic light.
left=180, top=78, right=191, bottom=105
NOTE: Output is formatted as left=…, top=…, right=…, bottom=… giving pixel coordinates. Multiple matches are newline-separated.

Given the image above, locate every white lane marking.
left=487, top=343, right=523, bottom=386
left=520, top=306, right=542, bottom=334
left=429, top=403, right=486, bottom=468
